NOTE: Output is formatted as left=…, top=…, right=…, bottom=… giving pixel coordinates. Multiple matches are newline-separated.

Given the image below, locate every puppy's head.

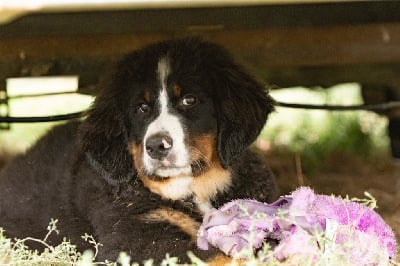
left=80, top=38, right=274, bottom=185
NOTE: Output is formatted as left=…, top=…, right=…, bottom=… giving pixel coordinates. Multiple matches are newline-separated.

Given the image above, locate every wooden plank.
left=1, top=22, right=400, bottom=67
left=206, top=23, right=400, bottom=67
left=1, top=2, right=399, bottom=37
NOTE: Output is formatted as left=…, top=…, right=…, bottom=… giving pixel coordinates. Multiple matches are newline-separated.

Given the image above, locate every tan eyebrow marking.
left=173, top=84, right=182, bottom=98
left=144, top=90, right=151, bottom=102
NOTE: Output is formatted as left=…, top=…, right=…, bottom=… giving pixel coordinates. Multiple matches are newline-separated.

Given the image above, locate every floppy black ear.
left=79, top=67, right=136, bottom=185
left=214, top=63, right=274, bottom=168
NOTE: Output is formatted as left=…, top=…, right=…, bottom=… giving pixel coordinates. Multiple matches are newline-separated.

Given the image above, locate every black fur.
left=0, top=38, right=277, bottom=263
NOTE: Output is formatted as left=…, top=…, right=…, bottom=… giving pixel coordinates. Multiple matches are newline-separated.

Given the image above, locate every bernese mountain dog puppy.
left=0, top=38, right=277, bottom=263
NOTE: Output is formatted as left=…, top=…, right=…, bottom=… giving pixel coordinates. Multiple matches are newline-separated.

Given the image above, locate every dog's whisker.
left=188, top=146, right=212, bottom=168
left=188, top=146, right=209, bottom=161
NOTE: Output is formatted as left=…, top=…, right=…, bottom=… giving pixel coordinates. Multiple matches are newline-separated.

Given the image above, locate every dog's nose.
left=145, top=133, right=173, bottom=160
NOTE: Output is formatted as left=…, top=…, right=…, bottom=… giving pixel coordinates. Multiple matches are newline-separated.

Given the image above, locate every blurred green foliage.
left=261, top=83, right=389, bottom=173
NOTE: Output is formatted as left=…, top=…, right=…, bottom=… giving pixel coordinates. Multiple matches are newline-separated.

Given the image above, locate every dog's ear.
left=79, top=62, right=137, bottom=185
left=214, top=62, right=274, bottom=168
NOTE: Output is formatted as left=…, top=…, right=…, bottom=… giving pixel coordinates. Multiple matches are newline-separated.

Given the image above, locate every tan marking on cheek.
left=144, top=90, right=151, bottom=103
left=142, top=208, right=200, bottom=241
left=190, top=134, right=216, bottom=163
left=173, top=84, right=182, bottom=98
left=190, top=134, right=232, bottom=211
left=130, top=143, right=144, bottom=171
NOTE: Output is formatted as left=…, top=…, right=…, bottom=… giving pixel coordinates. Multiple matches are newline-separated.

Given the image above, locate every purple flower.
left=197, top=187, right=397, bottom=265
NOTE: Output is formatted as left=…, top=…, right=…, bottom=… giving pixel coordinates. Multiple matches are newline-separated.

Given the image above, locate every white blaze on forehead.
left=157, top=57, right=170, bottom=90
left=143, top=57, right=191, bottom=177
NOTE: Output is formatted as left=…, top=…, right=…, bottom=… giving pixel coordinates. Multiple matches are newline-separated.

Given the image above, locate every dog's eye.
left=181, top=95, right=197, bottom=106
left=137, top=102, right=150, bottom=113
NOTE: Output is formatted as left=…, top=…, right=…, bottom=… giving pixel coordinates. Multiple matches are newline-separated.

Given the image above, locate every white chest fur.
left=157, top=175, right=193, bottom=200
left=141, top=168, right=231, bottom=214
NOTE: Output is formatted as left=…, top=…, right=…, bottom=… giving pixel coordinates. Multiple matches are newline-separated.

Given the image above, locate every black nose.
left=145, top=133, right=173, bottom=160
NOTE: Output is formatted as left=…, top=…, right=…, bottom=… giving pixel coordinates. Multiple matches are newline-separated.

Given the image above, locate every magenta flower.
left=197, top=187, right=397, bottom=265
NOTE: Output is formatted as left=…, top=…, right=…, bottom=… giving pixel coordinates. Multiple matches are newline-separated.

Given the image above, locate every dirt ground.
left=264, top=149, right=400, bottom=260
